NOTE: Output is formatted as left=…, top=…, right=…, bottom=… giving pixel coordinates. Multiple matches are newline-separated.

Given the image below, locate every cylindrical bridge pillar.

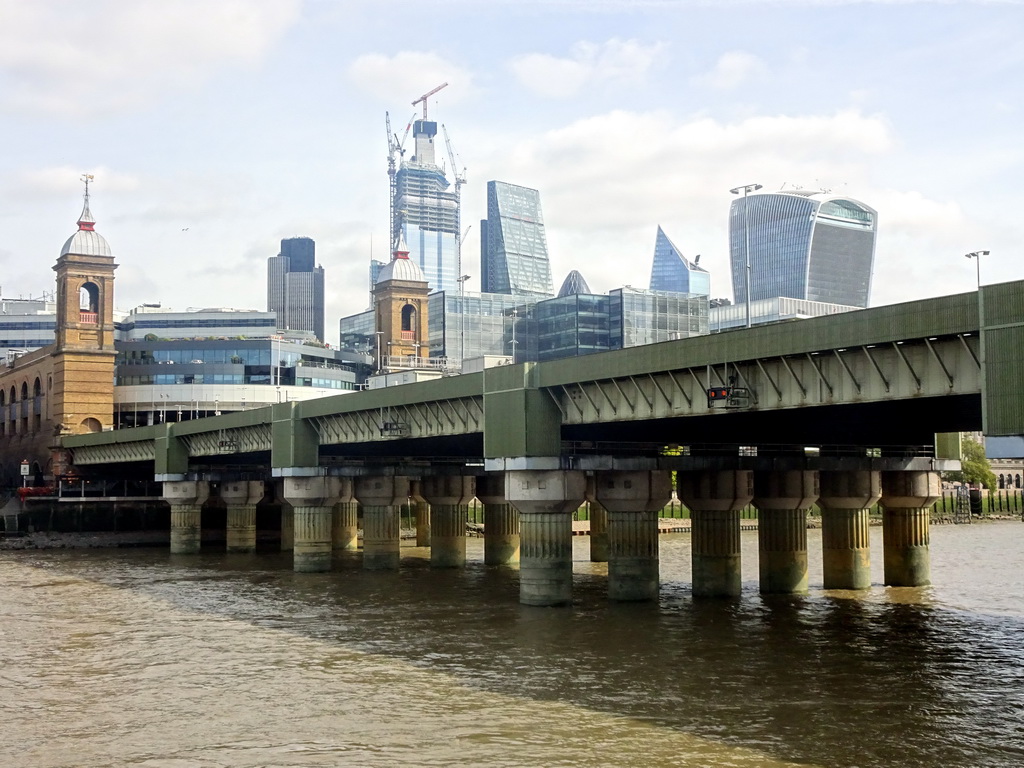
left=220, top=480, right=263, bottom=553
left=819, top=470, right=881, bottom=590
left=283, top=475, right=345, bottom=572
left=677, top=470, right=754, bottom=598
left=880, top=471, right=939, bottom=587
left=165, top=480, right=210, bottom=555
left=595, top=470, right=672, bottom=602
left=410, top=480, right=431, bottom=547
left=354, top=475, right=410, bottom=570
left=506, top=469, right=586, bottom=606
left=753, top=471, right=819, bottom=594
left=421, top=475, right=475, bottom=568
left=477, top=473, right=519, bottom=565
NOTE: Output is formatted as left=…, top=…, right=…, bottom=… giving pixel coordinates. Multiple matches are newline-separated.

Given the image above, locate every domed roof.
left=376, top=256, right=426, bottom=284
left=60, top=191, right=112, bottom=258
left=375, top=230, right=426, bottom=284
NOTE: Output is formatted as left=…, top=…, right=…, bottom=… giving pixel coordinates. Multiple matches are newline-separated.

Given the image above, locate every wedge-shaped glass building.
left=480, top=181, right=554, bottom=299
left=729, top=191, right=876, bottom=308
left=649, top=226, right=710, bottom=296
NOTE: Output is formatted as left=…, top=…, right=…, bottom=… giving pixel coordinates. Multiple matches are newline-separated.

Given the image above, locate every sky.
left=1, top=0, right=1022, bottom=345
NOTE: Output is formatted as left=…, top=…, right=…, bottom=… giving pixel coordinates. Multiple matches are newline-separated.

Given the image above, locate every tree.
left=942, top=435, right=997, bottom=490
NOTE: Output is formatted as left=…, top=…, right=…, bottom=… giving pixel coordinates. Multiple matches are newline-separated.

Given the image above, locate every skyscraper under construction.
left=390, top=107, right=460, bottom=295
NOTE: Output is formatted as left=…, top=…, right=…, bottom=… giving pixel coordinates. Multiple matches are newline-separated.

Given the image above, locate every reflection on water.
left=1, top=523, right=1022, bottom=767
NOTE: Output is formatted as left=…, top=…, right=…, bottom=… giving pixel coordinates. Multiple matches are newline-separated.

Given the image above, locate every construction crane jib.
left=412, top=82, right=448, bottom=120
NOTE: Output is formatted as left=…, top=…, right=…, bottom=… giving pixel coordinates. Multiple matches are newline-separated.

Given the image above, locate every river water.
left=1, top=523, right=1022, bottom=768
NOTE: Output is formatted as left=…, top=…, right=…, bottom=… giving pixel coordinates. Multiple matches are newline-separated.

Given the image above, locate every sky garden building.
left=729, top=190, right=877, bottom=308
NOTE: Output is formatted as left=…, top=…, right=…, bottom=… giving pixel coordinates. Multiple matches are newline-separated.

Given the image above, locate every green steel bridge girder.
left=62, top=280, right=1024, bottom=472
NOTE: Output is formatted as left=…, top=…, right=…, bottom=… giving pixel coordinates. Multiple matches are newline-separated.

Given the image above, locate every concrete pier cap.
left=282, top=475, right=345, bottom=508
left=504, top=467, right=587, bottom=515
left=475, top=472, right=506, bottom=505
left=219, top=480, right=265, bottom=507
left=594, top=470, right=673, bottom=512
left=163, top=479, right=210, bottom=507
left=354, top=475, right=412, bottom=506
left=819, top=470, right=882, bottom=509
left=677, top=470, right=754, bottom=511
left=420, top=475, right=475, bottom=506
left=880, top=471, right=941, bottom=508
left=752, top=470, right=819, bottom=509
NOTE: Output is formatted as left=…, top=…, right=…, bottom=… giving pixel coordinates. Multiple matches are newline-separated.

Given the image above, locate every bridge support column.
left=421, top=476, right=475, bottom=568
left=677, top=470, right=754, bottom=598
left=332, top=499, right=358, bottom=551
left=506, top=469, right=586, bottom=606
left=819, top=471, right=881, bottom=590
left=281, top=504, right=294, bottom=552
left=596, top=471, right=672, bottom=602
left=221, top=480, right=263, bottom=553
left=880, top=471, right=939, bottom=587
left=165, top=480, right=210, bottom=555
left=753, top=471, right=818, bottom=594
left=284, top=476, right=345, bottom=572
left=355, top=476, right=410, bottom=570
left=409, top=481, right=431, bottom=547
left=477, top=473, right=519, bottom=565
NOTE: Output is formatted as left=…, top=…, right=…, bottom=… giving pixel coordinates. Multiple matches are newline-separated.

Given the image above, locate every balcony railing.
left=80, top=311, right=98, bottom=324
left=400, top=330, right=415, bottom=340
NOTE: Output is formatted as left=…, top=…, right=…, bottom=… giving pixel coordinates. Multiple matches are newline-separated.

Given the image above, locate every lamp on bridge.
left=964, top=250, right=989, bottom=291
left=730, top=183, right=763, bottom=329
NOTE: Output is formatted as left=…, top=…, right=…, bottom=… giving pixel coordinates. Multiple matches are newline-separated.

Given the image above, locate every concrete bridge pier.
left=331, top=478, right=357, bottom=551
left=584, top=474, right=609, bottom=563
left=284, top=475, right=344, bottom=573
left=753, top=471, right=819, bottom=594
left=677, top=470, right=754, bottom=598
left=221, top=480, right=263, bottom=553
left=409, top=480, right=431, bottom=547
left=506, top=469, right=586, bottom=606
left=165, top=480, right=210, bottom=554
left=421, top=475, right=475, bottom=568
left=880, top=471, right=939, bottom=587
left=819, top=471, right=881, bottom=590
left=476, top=473, right=519, bottom=566
left=595, top=470, right=672, bottom=602
left=355, top=475, right=410, bottom=570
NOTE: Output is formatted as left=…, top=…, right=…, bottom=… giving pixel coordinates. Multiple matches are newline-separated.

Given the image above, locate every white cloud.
left=0, top=0, right=301, bottom=117
left=692, top=51, right=767, bottom=90
left=347, top=51, right=476, bottom=110
left=509, top=39, right=667, bottom=99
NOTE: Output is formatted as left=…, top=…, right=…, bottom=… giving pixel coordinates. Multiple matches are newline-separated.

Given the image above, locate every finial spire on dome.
left=77, top=173, right=96, bottom=232
left=393, top=230, right=410, bottom=260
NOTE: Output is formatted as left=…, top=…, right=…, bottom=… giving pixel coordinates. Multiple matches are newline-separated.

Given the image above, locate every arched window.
left=1016, top=474, right=1022, bottom=489
left=33, top=377, right=41, bottom=397
left=9, top=386, right=16, bottom=403
left=20, top=382, right=28, bottom=400
left=0, top=390, right=5, bottom=406
left=998, top=474, right=1006, bottom=489
left=401, top=304, right=416, bottom=333
left=80, top=417, right=102, bottom=433
left=80, top=282, right=100, bottom=323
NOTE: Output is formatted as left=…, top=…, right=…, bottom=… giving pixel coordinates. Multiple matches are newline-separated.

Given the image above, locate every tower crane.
left=412, top=82, right=448, bottom=120
left=385, top=111, right=417, bottom=247
left=441, top=123, right=468, bottom=281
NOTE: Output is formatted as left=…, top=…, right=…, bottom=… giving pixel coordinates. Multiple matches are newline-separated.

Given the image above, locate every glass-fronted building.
left=609, top=287, right=709, bottom=348
left=0, top=297, right=57, bottom=361
left=729, top=191, right=876, bottom=308
left=649, top=226, right=710, bottom=296
left=480, top=181, right=554, bottom=299
left=394, top=120, right=460, bottom=295
left=267, top=236, right=325, bottom=341
left=709, top=296, right=858, bottom=332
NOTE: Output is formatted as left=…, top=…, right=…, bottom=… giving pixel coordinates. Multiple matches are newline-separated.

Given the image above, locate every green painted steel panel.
left=483, top=363, right=561, bottom=458
left=154, top=424, right=189, bottom=476
left=270, top=401, right=319, bottom=469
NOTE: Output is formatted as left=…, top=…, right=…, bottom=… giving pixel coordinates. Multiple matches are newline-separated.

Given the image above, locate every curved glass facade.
left=729, top=191, right=876, bottom=308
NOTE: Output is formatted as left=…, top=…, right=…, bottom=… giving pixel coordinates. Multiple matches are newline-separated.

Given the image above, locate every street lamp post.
left=457, top=274, right=470, bottom=368
left=730, top=183, right=763, bottom=328
left=965, top=250, right=988, bottom=291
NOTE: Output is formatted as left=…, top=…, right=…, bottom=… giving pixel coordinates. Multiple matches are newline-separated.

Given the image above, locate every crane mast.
left=412, top=82, right=448, bottom=120
left=442, top=123, right=468, bottom=283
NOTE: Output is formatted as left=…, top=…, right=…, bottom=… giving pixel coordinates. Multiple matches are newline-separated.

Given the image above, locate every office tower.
left=480, top=181, right=554, bottom=298
left=729, top=190, right=877, bottom=308
left=393, top=119, right=460, bottom=294
left=267, top=236, right=325, bottom=341
left=649, top=226, right=710, bottom=295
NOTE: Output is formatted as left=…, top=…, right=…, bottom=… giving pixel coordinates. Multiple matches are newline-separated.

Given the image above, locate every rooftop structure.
left=267, top=236, right=325, bottom=341
left=649, top=226, right=710, bottom=296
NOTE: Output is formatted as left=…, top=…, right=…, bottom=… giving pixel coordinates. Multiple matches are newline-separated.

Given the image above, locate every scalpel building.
left=729, top=190, right=877, bottom=308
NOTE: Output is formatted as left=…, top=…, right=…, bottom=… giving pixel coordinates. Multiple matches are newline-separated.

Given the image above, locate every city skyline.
left=1, top=1, right=1021, bottom=345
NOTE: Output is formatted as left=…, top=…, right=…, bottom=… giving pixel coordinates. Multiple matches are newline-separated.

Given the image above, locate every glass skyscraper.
left=729, top=190, right=877, bottom=308
left=480, top=181, right=554, bottom=299
left=394, top=120, right=459, bottom=294
left=267, top=236, right=325, bottom=342
left=649, top=226, right=710, bottom=296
